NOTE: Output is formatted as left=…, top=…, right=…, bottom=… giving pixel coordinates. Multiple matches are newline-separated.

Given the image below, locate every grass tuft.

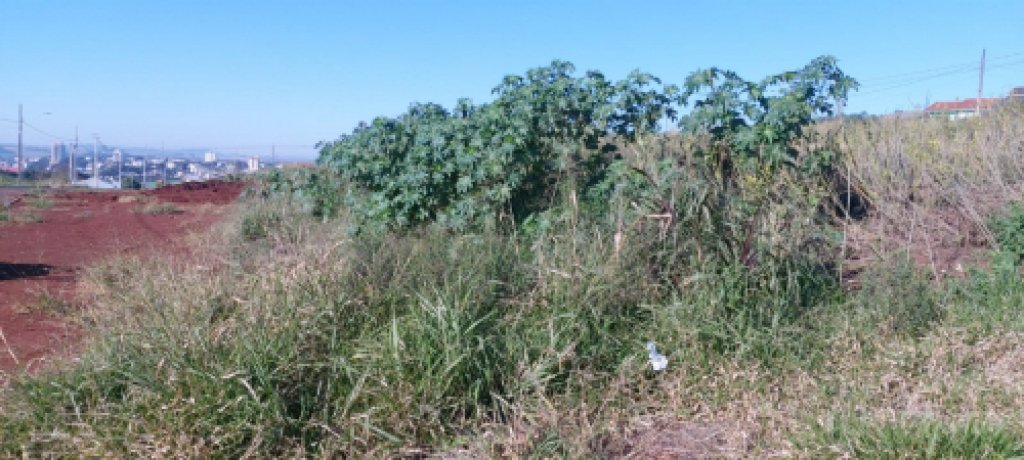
left=135, top=201, right=184, bottom=215
left=810, top=418, right=1024, bottom=459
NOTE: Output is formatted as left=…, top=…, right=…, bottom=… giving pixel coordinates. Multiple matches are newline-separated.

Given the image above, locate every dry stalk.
left=0, top=327, right=19, bottom=366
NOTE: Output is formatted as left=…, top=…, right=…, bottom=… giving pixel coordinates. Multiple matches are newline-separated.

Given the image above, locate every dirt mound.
left=41, top=180, right=247, bottom=206
left=144, top=180, right=247, bottom=205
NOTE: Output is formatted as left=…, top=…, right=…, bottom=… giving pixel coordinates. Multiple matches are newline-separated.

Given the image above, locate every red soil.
left=0, top=180, right=246, bottom=377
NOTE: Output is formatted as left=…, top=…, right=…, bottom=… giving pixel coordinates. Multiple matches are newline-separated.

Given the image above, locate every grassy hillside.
left=2, top=63, right=1024, bottom=457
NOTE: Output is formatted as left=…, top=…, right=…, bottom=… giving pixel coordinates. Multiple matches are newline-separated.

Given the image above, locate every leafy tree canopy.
left=309, top=56, right=857, bottom=232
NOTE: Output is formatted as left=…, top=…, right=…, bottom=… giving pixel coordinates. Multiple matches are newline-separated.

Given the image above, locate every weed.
left=11, top=210, right=43, bottom=223
left=136, top=201, right=184, bottom=215
left=239, top=207, right=281, bottom=240
left=29, top=195, right=53, bottom=209
left=852, top=255, right=943, bottom=337
left=16, top=290, right=73, bottom=316
left=990, top=201, right=1024, bottom=266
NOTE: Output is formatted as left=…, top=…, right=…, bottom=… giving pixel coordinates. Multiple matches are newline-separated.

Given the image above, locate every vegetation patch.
left=135, top=201, right=184, bottom=215
left=10, top=210, right=43, bottom=223
left=810, top=418, right=1024, bottom=459
left=2, top=58, right=1024, bottom=457
left=15, top=290, right=73, bottom=316
left=28, top=195, right=53, bottom=209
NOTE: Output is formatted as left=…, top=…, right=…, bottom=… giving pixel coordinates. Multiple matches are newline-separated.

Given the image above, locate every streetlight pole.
left=17, top=104, right=23, bottom=184
left=92, top=134, right=99, bottom=187
left=70, top=126, right=78, bottom=183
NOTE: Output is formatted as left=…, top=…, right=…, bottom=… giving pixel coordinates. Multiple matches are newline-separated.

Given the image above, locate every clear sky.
left=2, top=0, right=1022, bottom=160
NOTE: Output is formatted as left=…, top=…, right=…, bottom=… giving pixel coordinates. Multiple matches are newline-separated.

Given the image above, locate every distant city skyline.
left=0, top=142, right=295, bottom=163
left=2, top=1, right=1022, bottom=160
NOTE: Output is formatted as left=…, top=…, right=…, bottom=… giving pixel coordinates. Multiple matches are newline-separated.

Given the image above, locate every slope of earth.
left=0, top=180, right=247, bottom=377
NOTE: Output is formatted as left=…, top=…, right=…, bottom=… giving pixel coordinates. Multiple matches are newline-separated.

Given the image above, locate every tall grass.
left=4, top=107, right=1024, bottom=456
left=0, top=182, right=846, bottom=457
left=839, top=103, right=1024, bottom=273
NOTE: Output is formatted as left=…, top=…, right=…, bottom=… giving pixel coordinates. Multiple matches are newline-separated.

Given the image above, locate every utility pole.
left=17, top=104, right=23, bottom=184
left=92, top=135, right=99, bottom=186
left=162, top=142, right=167, bottom=183
left=977, top=48, right=986, bottom=114
left=70, top=127, right=78, bottom=182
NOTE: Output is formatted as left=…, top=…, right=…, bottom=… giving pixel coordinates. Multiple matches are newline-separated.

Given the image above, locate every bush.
left=121, top=177, right=142, bottom=190
left=309, top=57, right=855, bottom=234
left=991, top=201, right=1024, bottom=266
left=239, top=208, right=281, bottom=240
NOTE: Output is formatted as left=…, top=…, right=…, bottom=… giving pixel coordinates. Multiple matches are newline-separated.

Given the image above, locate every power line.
left=857, top=51, right=1024, bottom=84
left=858, top=66, right=981, bottom=95
left=857, top=58, right=1024, bottom=96
left=858, top=62, right=977, bottom=85
left=21, top=121, right=71, bottom=141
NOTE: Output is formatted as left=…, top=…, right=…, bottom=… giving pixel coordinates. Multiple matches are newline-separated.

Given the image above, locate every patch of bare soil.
left=841, top=201, right=996, bottom=289
left=616, top=420, right=751, bottom=459
left=0, top=181, right=246, bottom=377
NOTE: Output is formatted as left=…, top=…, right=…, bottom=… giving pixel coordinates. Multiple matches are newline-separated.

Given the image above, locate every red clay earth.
left=0, top=180, right=246, bottom=378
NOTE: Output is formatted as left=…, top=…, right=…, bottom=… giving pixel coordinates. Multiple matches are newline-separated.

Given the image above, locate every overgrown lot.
left=2, top=58, right=1024, bottom=458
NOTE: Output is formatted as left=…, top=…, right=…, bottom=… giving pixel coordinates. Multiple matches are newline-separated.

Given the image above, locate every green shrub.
left=310, top=57, right=855, bottom=233
left=944, top=260, right=1024, bottom=334
left=991, top=201, right=1024, bottom=266
left=239, top=208, right=281, bottom=240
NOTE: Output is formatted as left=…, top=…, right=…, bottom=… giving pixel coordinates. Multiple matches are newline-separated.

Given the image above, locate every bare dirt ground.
left=0, top=180, right=246, bottom=376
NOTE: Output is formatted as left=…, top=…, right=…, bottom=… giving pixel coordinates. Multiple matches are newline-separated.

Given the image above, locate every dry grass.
left=839, top=103, right=1024, bottom=277
left=134, top=201, right=184, bottom=215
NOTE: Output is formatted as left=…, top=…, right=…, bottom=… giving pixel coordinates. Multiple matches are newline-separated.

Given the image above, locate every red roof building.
left=924, top=98, right=1002, bottom=119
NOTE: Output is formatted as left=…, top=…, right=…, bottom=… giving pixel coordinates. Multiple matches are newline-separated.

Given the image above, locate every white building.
left=247, top=156, right=260, bottom=172
left=204, top=151, right=217, bottom=163
left=72, top=177, right=120, bottom=189
left=50, top=142, right=66, bottom=166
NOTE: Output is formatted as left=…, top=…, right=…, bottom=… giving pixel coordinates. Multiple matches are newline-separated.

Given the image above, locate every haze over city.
left=2, top=0, right=1022, bottom=160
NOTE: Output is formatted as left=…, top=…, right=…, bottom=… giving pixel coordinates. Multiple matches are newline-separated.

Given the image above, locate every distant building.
left=924, top=98, right=1002, bottom=120
left=247, top=156, right=260, bottom=172
left=72, top=177, right=119, bottom=189
left=204, top=151, right=217, bottom=163
left=50, top=142, right=66, bottom=166
left=1010, top=87, right=1024, bottom=102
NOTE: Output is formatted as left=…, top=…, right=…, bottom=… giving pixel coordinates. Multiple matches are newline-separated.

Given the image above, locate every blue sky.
left=2, top=0, right=1022, bottom=160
